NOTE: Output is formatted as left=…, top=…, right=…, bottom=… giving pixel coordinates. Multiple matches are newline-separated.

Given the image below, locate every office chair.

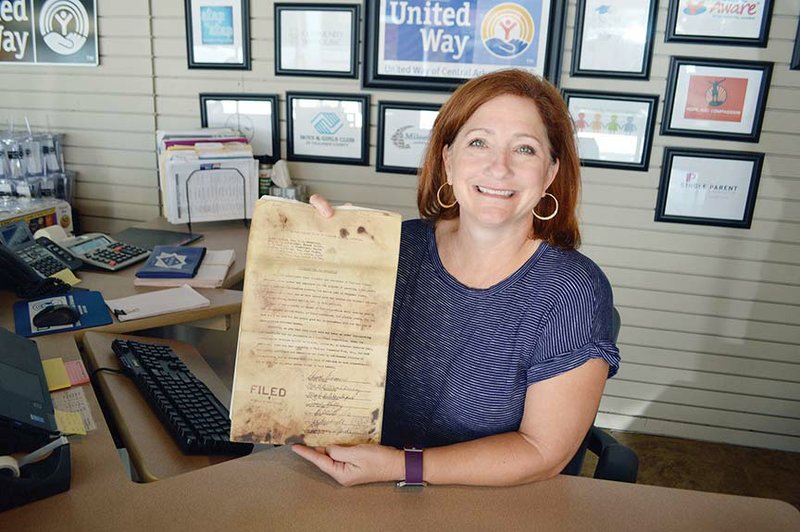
left=561, top=307, right=639, bottom=483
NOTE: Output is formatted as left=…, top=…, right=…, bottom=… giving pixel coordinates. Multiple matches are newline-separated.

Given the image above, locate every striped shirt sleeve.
left=526, top=255, right=620, bottom=385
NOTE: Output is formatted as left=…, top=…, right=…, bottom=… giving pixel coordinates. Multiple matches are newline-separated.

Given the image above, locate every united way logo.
left=682, top=0, right=707, bottom=16
left=311, top=112, right=343, bottom=135
left=480, top=3, right=534, bottom=59
left=39, top=0, right=91, bottom=56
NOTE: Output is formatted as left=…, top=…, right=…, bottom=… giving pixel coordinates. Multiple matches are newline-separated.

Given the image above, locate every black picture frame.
left=199, top=93, right=280, bottom=164
left=185, top=0, right=250, bottom=69
left=792, top=17, right=800, bottom=71
left=570, top=0, right=657, bottom=80
left=562, top=89, right=658, bottom=171
left=376, top=101, right=441, bottom=174
left=661, top=57, right=772, bottom=143
left=274, top=3, right=360, bottom=78
left=665, top=0, right=773, bottom=47
left=286, top=92, right=370, bottom=166
left=655, top=147, right=764, bottom=229
left=364, top=0, right=567, bottom=91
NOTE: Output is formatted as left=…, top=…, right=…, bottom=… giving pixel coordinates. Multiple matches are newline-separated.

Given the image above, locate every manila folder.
left=230, top=197, right=402, bottom=446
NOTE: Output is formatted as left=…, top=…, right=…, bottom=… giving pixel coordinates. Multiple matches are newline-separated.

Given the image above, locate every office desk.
left=81, top=331, right=240, bottom=482
left=0, top=218, right=249, bottom=335
left=4, top=336, right=799, bottom=531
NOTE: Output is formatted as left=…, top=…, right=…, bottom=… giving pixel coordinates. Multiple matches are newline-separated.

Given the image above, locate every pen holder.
left=0, top=443, right=71, bottom=512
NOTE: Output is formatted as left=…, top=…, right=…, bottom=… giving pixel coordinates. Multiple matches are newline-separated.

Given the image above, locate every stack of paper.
left=157, top=129, right=259, bottom=224
left=134, top=249, right=235, bottom=288
left=105, top=285, right=210, bottom=322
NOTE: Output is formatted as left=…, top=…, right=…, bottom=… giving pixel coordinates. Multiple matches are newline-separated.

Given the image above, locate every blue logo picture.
left=311, top=112, right=343, bottom=135
left=200, top=6, right=234, bottom=45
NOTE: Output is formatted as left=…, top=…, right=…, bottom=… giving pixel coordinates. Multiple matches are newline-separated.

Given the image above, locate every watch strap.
left=397, top=447, right=425, bottom=487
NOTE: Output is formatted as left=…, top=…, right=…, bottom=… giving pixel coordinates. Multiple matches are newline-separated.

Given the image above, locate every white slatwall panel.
left=2, top=0, right=797, bottom=451
left=562, top=1, right=800, bottom=452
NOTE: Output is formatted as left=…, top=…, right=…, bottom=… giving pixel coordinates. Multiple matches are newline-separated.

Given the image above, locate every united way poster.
left=0, top=0, right=98, bottom=66
left=374, top=0, right=552, bottom=81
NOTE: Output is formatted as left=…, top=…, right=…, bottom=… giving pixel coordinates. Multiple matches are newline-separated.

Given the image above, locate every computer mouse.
left=33, top=304, right=80, bottom=328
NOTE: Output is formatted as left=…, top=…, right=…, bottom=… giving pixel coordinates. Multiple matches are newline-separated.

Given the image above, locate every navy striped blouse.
left=380, top=219, right=620, bottom=449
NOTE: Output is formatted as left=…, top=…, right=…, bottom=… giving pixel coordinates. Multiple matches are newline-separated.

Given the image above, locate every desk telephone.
left=0, top=222, right=75, bottom=298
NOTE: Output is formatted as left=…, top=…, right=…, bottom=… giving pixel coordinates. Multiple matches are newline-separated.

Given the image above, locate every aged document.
left=230, top=197, right=402, bottom=446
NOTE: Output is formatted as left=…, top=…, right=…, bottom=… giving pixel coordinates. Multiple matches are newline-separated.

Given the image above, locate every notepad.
left=105, top=285, right=211, bottom=322
left=42, top=358, right=71, bottom=391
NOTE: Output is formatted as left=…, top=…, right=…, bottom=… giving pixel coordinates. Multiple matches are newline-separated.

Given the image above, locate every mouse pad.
left=13, top=290, right=113, bottom=338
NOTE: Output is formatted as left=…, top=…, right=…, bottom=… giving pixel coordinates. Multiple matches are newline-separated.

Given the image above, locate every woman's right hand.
left=309, top=194, right=335, bottom=218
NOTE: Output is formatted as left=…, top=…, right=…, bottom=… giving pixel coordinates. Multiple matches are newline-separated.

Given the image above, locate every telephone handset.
left=0, top=244, right=70, bottom=299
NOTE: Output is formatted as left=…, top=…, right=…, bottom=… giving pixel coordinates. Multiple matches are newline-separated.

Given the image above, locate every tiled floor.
left=580, top=430, right=800, bottom=510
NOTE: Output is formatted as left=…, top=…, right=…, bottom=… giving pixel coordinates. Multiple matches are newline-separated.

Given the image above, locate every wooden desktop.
left=6, top=329, right=800, bottom=530
left=2, top=220, right=799, bottom=530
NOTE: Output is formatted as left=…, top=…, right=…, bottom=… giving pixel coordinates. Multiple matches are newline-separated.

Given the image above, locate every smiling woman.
left=293, top=69, right=619, bottom=488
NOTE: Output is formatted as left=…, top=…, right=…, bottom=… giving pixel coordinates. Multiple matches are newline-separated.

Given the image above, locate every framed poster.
left=570, top=0, right=657, bottom=79
left=665, top=0, right=773, bottom=47
left=364, top=0, right=567, bottom=91
left=792, top=17, right=800, bottom=71
left=274, top=3, right=360, bottom=78
left=655, top=148, right=764, bottom=229
left=661, top=57, right=772, bottom=143
left=185, top=0, right=250, bottom=69
left=563, top=90, right=658, bottom=171
left=199, top=94, right=280, bottom=163
left=376, top=102, right=441, bottom=174
left=286, top=93, right=370, bottom=166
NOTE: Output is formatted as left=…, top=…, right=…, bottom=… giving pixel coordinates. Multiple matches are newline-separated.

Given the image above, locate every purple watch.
left=397, top=447, right=425, bottom=487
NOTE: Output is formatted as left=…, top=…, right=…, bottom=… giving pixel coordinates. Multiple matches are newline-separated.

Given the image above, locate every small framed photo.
left=364, top=0, right=567, bottom=91
left=665, top=0, right=773, bottom=47
left=571, top=0, right=657, bottom=79
left=274, top=3, right=360, bottom=78
left=185, top=0, right=250, bottom=69
left=286, top=92, right=370, bottom=166
left=655, top=147, right=764, bottom=229
left=661, top=57, right=772, bottom=143
left=376, top=102, right=441, bottom=174
left=199, top=94, right=280, bottom=163
left=792, top=18, right=800, bottom=71
left=563, top=90, right=658, bottom=171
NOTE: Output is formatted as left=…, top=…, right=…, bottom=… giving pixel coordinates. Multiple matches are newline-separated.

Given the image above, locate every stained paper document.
left=230, top=197, right=402, bottom=446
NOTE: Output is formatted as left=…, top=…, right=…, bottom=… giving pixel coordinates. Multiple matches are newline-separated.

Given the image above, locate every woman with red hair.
left=294, top=69, right=619, bottom=487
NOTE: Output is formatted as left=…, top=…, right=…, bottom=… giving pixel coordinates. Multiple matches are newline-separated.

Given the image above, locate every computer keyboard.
left=111, top=339, right=252, bottom=456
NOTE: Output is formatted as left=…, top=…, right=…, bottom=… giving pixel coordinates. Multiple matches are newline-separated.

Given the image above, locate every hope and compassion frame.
left=286, top=92, right=370, bottom=166
left=655, top=147, right=764, bottom=229
left=364, top=0, right=568, bottom=91
left=199, top=94, right=280, bottom=163
left=185, top=0, right=250, bottom=69
left=274, top=3, right=360, bottom=78
left=562, top=90, right=658, bottom=172
left=570, top=0, right=658, bottom=80
left=661, top=57, right=773, bottom=143
left=665, top=0, right=773, bottom=47
left=376, top=102, right=441, bottom=174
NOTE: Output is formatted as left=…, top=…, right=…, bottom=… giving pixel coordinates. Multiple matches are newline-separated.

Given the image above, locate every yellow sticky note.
left=42, top=358, right=71, bottom=391
left=55, top=409, right=86, bottom=435
left=51, top=268, right=81, bottom=286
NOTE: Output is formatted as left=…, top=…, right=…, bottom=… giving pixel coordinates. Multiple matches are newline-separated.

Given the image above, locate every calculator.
left=62, top=233, right=151, bottom=271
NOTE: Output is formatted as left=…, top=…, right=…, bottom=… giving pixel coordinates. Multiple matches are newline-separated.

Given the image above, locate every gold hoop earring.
left=436, top=183, right=457, bottom=209
left=532, top=192, right=558, bottom=221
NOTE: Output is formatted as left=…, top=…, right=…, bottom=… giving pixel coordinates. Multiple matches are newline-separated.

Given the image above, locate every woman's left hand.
left=291, top=444, right=404, bottom=486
